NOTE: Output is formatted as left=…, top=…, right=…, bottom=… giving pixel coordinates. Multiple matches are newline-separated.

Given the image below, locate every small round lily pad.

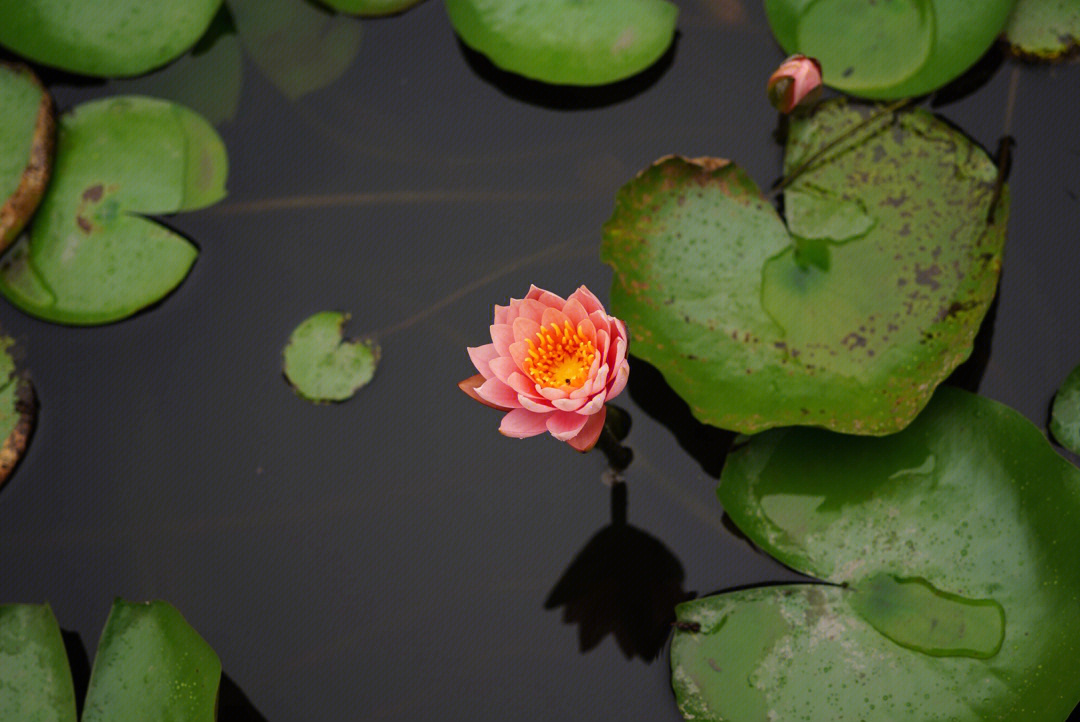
left=445, top=0, right=679, bottom=86
left=1051, top=364, right=1080, bottom=454
left=319, top=0, right=425, bottom=16
left=283, top=312, right=379, bottom=402
left=1005, top=0, right=1080, bottom=59
left=0, top=0, right=223, bottom=77
left=0, top=63, right=54, bottom=253
left=0, top=336, right=36, bottom=490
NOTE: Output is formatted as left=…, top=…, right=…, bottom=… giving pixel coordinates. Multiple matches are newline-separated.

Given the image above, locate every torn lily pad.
left=445, top=0, right=679, bottom=86
left=284, top=311, right=379, bottom=402
left=0, top=63, right=53, bottom=252
left=602, top=99, right=1006, bottom=435
left=319, top=0, right=425, bottom=16
left=1051, top=364, right=1080, bottom=454
left=0, top=0, right=222, bottom=77
left=671, top=388, right=1080, bottom=722
left=0, top=600, right=220, bottom=722
left=0, top=336, right=36, bottom=490
left=764, top=0, right=1016, bottom=98
left=1005, top=0, right=1080, bottom=59
left=0, top=96, right=228, bottom=325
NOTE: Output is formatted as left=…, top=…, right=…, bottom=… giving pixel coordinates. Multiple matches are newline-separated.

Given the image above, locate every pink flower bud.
left=767, top=54, right=822, bottom=114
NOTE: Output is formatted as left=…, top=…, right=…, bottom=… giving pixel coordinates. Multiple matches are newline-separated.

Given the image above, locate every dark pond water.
left=2, top=1, right=1079, bottom=720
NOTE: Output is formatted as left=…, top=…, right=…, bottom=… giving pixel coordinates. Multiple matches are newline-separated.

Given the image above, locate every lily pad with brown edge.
left=0, top=336, right=36, bottom=490
left=1005, top=0, right=1080, bottom=59
left=0, top=0, right=222, bottom=78
left=0, top=600, right=220, bottom=722
left=0, top=63, right=54, bottom=253
left=670, top=388, right=1080, bottom=722
left=601, top=99, right=1006, bottom=435
left=228, top=0, right=363, bottom=101
left=763, top=0, right=1017, bottom=99
left=1051, top=363, right=1080, bottom=455
left=445, top=0, right=679, bottom=86
left=0, top=96, right=228, bottom=325
left=318, top=0, right=425, bottom=16
left=283, top=311, right=379, bottom=402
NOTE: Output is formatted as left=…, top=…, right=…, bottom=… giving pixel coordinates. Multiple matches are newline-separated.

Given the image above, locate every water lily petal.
left=490, top=323, right=514, bottom=357
left=477, top=378, right=521, bottom=409
left=553, top=396, right=587, bottom=412
left=509, top=341, right=531, bottom=372
left=541, top=307, right=570, bottom=331
left=499, top=408, right=550, bottom=438
left=577, top=392, right=606, bottom=416
left=493, top=304, right=509, bottom=325
left=489, top=356, right=519, bottom=384
left=512, top=316, right=542, bottom=343
left=576, top=317, right=597, bottom=343
left=563, top=298, right=588, bottom=327
left=528, top=284, right=566, bottom=308
left=459, top=374, right=512, bottom=411
left=539, top=386, right=569, bottom=401
left=468, top=344, right=500, bottom=378
left=506, top=371, right=539, bottom=397
left=546, top=410, right=589, bottom=441
left=607, top=362, right=629, bottom=400
left=568, top=406, right=607, bottom=452
left=520, top=394, right=556, bottom=413
left=569, top=285, right=605, bottom=316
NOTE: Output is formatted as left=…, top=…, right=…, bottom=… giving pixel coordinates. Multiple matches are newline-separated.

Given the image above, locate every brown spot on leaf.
left=82, top=184, right=104, bottom=202
left=76, top=216, right=93, bottom=233
left=914, top=263, right=942, bottom=290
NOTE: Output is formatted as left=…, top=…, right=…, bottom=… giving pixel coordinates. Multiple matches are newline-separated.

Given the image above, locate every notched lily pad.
left=319, top=0, right=425, bottom=16
left=0, top=96, right=228, bottom=325
left=1050, top=363, right=1080, bottom=454
left=0, top=63, right=54, bottom=252
left=601, top=99, right=1006, bottom=435
left=0, top=0, right=223, bottom=77
left=1006, top=0, right=1080, bottom=59
left=764, top=0, right=1017, bottom=98
left=283, top=311, right=379, bottom=402
left=671, top=388, right=1080, bottom=721
left=0, top=336, right=37, bottom=490
left=445, top=0, right=679, bottom=86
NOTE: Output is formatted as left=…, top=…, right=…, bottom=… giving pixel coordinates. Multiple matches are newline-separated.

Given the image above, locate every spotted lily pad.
left=228, top=0, right=363, bottom=100
left=1006, top=0, right=1080, bottom=58
left=0, top=0, right=222, bottom=77
left=1051, top=364, right=1080, bottom=454
left=601, top=99, right=1006, bottom=435
left=283, top=311, right=379, bottom=402
left=0, top=336, right=36, bottom=490
left=445, top=0, right=679, bottom=86
left=764, top=0, right=1017, bottom=99
left=319, top=0, right=425, bottom=16
left=0, top=600, right=220, bottom=722
left=0, top=96, right=228, bottom=325
left=671, top=388, right=1080, bottom=721
left=0, top=63, right=53, bottom=253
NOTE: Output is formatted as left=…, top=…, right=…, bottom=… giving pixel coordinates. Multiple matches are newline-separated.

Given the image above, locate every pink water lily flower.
left=767, top=54, right=822, bottom=114
left=459, top=285, right=630, bottom=452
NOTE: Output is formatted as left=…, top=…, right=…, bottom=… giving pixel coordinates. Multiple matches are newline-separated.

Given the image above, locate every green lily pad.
left=0, top=63, right=54, bottom=253
left=228, top=0, right=363, bottom=100
left=671, top=387, right=1080, bottom=721
left=1006, top=0, right=1080, bottom=58
left=0, top=0, right=222, bottom=77
left=283, top=311, right=379, bottom=402
left=0, top=336, right=36, bottom=490
left=319, top=0, right=425, bottom=16
left=764, top=0, right=1017, bottom=99
left=601, top=99, right=1006, bottom=435
left=0, top=600, right=220, bottom=722
left=0, top=96, right=228, bottom=325
left=1051, top=364, right=1080, bottom=454
left=445, top=0, right=679, bottom=86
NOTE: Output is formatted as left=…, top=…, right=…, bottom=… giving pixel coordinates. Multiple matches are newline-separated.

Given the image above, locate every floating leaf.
left=763, top=0, right=1016, bottom=99
left=445, top=0, right=679, bottom=86
left=0, top=600, right=220, bottom=722
left=1051, top=364, right=1080, bottom=454
left=0, top=63, right=53, bottom=252
left=602, top=99, right=1005, bottom=435
left=0, top=96, right=228, bottom=325
left=283, top=311, right=379, bottom=402
left=0, top=336, right=36, bottom=489
left=671, top=387, right=1080, bottom=721
left=319, top=0, right=425, bottom=16
left=228, top=0, right=363, bottom=100
left=0, top=0, right=223, bottom=77
left=1006, top=0, right=1080, bottom=58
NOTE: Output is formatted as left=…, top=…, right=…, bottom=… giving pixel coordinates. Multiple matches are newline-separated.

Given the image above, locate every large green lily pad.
left=671, top=387, right=1080, bottom=721
left=1006, top=0, right=1080, bottom=58
left=228, top=0, right=363, bottom=100
left=283, top=311, right=379, bottom=402
left=0, top=600, right=220, bottom=722
left=601, top=100, right=1006, bottom=435
left=0, top=0, right=222, bottom=77
left=0, top=96, right=228, bottom=325
left=445, top=0, right=679, bottom=86
left=0, top=336, right=36, bottom=490
left=1051, top=363, right=1080, bottom=455
left=764, top=0, right=1017, bottom=99
left=319, top=0, right=425, bottom=16
left=0, top=63, right=53, bottom=253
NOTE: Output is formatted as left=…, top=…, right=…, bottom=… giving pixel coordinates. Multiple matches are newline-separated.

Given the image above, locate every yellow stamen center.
left=523, top=320, right=597, bottom=389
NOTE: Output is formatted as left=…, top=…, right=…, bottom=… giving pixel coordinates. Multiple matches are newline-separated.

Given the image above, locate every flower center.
left=523, top=321, right=597, bottom=389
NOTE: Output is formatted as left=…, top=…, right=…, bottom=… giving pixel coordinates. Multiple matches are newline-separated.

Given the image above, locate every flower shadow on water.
left=545, top=481, right=694, bottom=662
